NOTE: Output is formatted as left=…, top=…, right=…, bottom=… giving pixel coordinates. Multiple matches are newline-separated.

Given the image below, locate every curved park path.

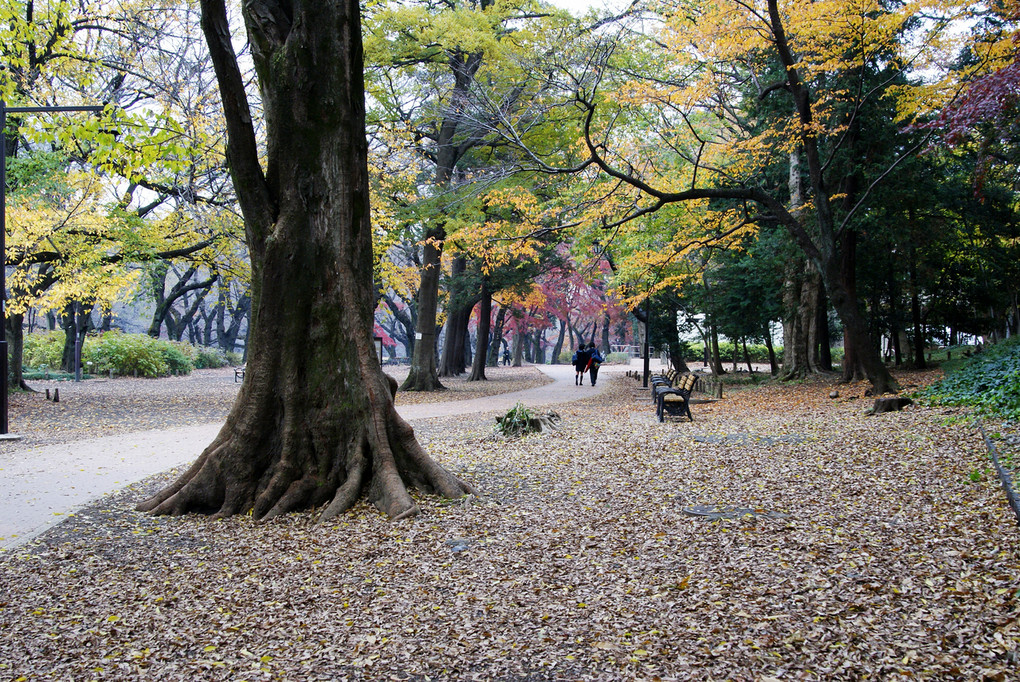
left=0, top=362, right=624, bottom=550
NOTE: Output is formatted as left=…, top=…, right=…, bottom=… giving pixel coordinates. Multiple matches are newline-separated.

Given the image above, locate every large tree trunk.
left=402, top=229, right=446, bottom=390
left=838, top=230, right=867, bottom=382
left=139, top=0, right=473, bottom=521
left=60, top=302, right=92, bottom=374
left=766, top=0, right=898, bottom=394
left=439, top=257, right=478, bottom=377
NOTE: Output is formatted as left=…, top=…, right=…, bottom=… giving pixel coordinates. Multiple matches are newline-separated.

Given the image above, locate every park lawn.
left=1, top=373, right=1018, bottom=680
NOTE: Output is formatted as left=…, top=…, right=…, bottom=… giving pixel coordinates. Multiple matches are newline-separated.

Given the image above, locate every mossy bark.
left=139, top=0, right=473, bottom=521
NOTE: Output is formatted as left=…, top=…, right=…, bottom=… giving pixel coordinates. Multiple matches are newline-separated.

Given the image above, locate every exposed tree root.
left=136, top=374, right=476, bottom=522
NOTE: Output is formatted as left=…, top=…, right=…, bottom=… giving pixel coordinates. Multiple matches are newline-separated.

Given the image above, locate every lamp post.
left=1, top=100, right=104, bottom=436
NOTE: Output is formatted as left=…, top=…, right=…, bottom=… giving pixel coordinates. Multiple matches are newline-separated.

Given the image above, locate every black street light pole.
left=1, top=100, right=104, bottom=436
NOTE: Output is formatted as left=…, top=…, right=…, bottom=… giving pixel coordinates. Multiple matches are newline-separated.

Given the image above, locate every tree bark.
left=708, top=323, right=725, bottom=375
left=439, top=257, right=476, bottom=377
left=763, top=322, right=778, bottom=375
left=908, top=211, right=927, bottom=369
left=217, top=288, right=251, bottom=355
left=551, top=316, right=567, bottom=363
left=486, top=305, right=505, bottom=366
left=468, top=278, right=491, bottom=381
left=402, top=228, right=446, bottom=390
left=139, top=0, right=473, bottom=521
left=838, top=229, right=867, bottom=382
left=6, top=313, right=30, bottom=391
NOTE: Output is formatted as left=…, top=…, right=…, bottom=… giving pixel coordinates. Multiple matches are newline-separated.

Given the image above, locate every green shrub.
left=23, top=331, right=65, bottom=370
left=18, top=331, right=241, bottom=378
left=605, top=351, right=631, bottom=364
left=557, top=350, right=574, bottom=365
left=688, top=341, right=780, bottom=365
left=226, top=351, right=245, bottom=366
left=84, top=331, right=171, bottom=377
left=161, top=342, right=194, bottom=375
left=495, top=402, right=535, bottom=438
left=193, top=346, right=231, bottom=369
left=916, top=337, right=1020, bottom=420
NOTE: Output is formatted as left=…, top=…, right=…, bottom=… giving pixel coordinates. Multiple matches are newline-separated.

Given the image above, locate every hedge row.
left=20, top=330, right=240, bottom=379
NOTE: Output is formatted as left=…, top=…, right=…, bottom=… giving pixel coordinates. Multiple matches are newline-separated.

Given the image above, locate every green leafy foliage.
left=188, top=345, right=232, bottom=369
left=21, top=331, right=65, bottom=370
left=917, top=337, right=1020, bottom=420
left=688, top=341, right=778, bottom=365
left=18, top=331, right=236, bottom=379
left=495, top=402, right=536, bottom=439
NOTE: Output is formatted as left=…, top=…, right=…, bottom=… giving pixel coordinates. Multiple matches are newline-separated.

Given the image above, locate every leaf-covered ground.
left=2, top=371, right=1019, bottom=680
left=1, top=366, right=551, bottom=451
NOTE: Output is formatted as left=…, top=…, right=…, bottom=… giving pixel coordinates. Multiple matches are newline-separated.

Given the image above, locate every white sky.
left=548, top=0, right=628, bottom=17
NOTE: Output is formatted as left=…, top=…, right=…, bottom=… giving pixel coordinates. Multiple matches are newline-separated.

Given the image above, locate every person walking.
left=572, top=344, right=590, bottom=385
left=585, top=343, right=604, bottom=386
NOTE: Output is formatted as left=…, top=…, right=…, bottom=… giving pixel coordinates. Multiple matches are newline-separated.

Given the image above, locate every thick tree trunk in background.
left=817, top=289, right=832, bottom=370
left=533, top=328, right=546, bottom=364
left=838, top=230, right=867, bottom=382
left=908, top=212, right=927, bottom=369
left=708, top=323, right=725, bottom=375
left=468, top=279, right=491, bottom=381
left=763, top=323, right=778, bottom=375
left=139, top=0, right=473, bottom=521
left=148, top=266, right=218, bottom=339
left=601, top=313, right=611, bottom=354
left=439, top=257, right=469, bottom=377
left=512, top=330, right=523, bottom=367
left=486, top=306, right=505, bottom=366
left=765, top=1, right=897, bottom=394
left=6, top=313, right=29, bottom=390
left=781, top=259, right=805, bottom=377
left=801, top=264, right=824, bottom=373
left=60, top=303, right=92, bottom=374
left=403, top=229, right=446, bottom=390
left=381, top=294, right=416, bottom=358
left=217, top=290, right=251, bottom=355
left=551, top=317, right=567, bottom=363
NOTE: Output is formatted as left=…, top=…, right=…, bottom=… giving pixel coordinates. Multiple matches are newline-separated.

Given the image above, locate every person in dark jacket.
left=572, top=344, right=590, bottom=385
left=585, top=343, right=604, bottom=386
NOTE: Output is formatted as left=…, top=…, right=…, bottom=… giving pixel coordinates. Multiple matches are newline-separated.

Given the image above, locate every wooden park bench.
left=650, top=369, right=680, bottom=389
left=234, top=366, right=246, bottom=382
left=655, top=373, right=698, bottom=422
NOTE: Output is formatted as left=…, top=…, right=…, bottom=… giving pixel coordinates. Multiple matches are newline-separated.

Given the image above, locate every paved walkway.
left=0, top=363, right=624, bottom=551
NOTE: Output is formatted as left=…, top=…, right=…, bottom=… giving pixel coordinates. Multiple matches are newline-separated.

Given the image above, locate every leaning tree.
left=138, top=0, right=475, bottom=521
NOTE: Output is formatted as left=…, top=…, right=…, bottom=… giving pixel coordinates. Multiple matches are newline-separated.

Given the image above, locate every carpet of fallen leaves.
left=385, top=365, right=553, bottom=406
left=0, top=366, right=550, bottom=451
left=2, top=371, right=1020, bottom=681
